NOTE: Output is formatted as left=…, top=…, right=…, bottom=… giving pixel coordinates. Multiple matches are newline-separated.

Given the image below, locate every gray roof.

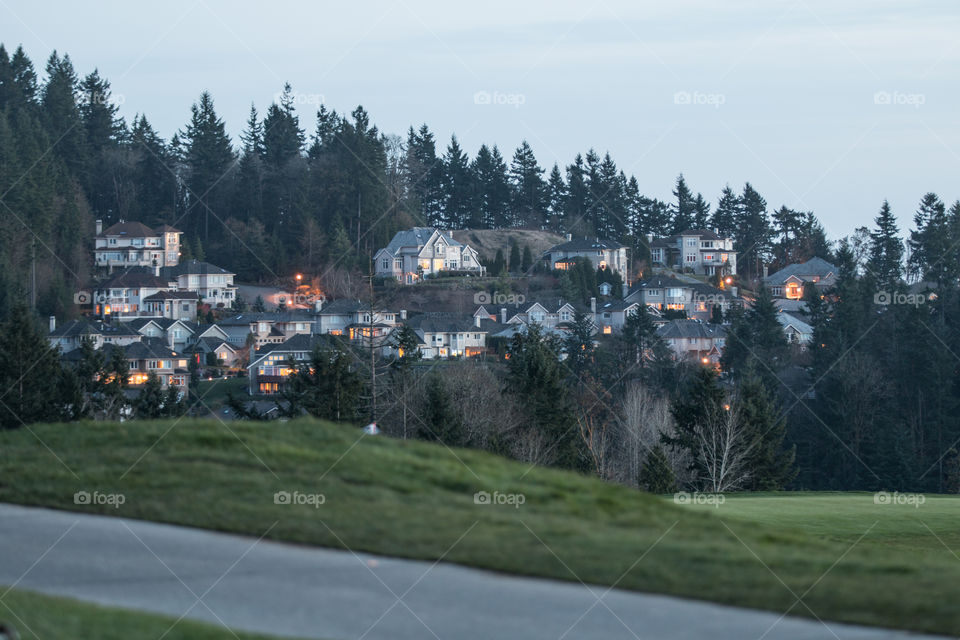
left=160, top=260, right=235, bottom=278
left=764, top=257, right=837, bottom=285
left=383, top=227, right=462, bottom=255
left=97, top=221, right=158, bottom=238
left=143, top=290, right=199, bottom=301
left=318, top=299, right=365, bottom=315
left=219, top=311, right=317, bottom=326
left=98, top=267, right=171, bottom=289
left=50, top=319, right=139, bottom=339
left=656, top=320, right=726, bottom=340
left=253, top=334, right=340, bottom=358
left=777, top=312, right=813, bottom=334
left=122, top=318, right=199, bottom=333
left=406, top=312, right=482, bottom=335
left=548, top=237, right=625, bottom=252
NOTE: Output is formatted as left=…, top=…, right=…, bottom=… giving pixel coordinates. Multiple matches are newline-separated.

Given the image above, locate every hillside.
left=450, top=229, right=566, bottom=263
left=0, top=419, right=958, bottom=635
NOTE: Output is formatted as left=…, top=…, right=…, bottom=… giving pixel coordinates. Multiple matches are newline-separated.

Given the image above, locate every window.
left=686, top=239, right=696, bottom=246
left=686, top=255, right=696, bottom=262
left=381, top=258, right=390, bottom=270
left=704, top=254, right=714, bottom=261
left=394, top=259, right=402, bottom=269
left=436, top=244, right=445, bottom=255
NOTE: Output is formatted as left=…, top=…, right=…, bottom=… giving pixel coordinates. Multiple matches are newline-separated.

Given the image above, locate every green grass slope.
left=0, top=418, right=957, bottom=635
left=0, top=588, right=284, bottom=639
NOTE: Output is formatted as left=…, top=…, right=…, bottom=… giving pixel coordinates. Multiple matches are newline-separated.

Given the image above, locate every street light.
left=296, top=273, right=302, bottom=282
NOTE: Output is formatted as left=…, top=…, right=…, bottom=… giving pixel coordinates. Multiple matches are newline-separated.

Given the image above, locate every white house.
left=94, top=268, right=175, bottom=319
left=403, top=312, right=488, bottom=359
left=474, top=298, right=585, bottom=330
left=544, top=235, right=629, bottom=276
left=649, top=229, right=736, bottom=276
left=314, top=299, right=402, bottom=346
left=94, top=220, right=182, bottom=272
left=777, top=311, right=814, bottom=346
left=625, top=275, right=737, bottom=322
left=160, top=260, right=237, bottom=308
left=374, top=228, right=484, bottom=283
left=47, top=318, right=142, bottom=353
left=218, top=312, right=317, bottom=348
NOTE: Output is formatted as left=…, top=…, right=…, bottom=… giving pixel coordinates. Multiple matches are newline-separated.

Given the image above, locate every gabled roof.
left=100, top=337, right=180, bottom=360
left=548, top=237, right=625, bottom=252
left=143, top=290, right=199, bottom=301
left=406, top=312, right=482, bottom=334
left=98, top=267, right=171, bottom=289
left=98, top=221, right=158, bottom=238
left=382, top=227, right=463, bottom=256
left=777, top=312, right=813, bottom=334
left=597, top=300, right=640, bottom=313
left=155, top=224, right=182, bottom=233
left=160, top=260, right=235, bottom=277
left=122, top=318, right=198, bottom=333
left=250, top=334, right=341, bottom=364
left=764, top=257, right=837, bottom=285
left=629, top=274, right=692, bottom=293
left=318, top=299, right=366, bottom=315
left=677, top=228, right=723, bottom=240
left=49, top=319, right=140, bottom=340
left=219, top=311, right=317, bottom=326
left=656, top=320, right=726, bottom=339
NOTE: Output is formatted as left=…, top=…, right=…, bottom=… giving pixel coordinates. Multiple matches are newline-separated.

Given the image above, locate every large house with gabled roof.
left=374, top=227, right=483, bottom=283
left=94, top=219, right=182, bottom=272
left=763, top=257, right=837, bottom=300
left=160, top=259, right=237, bottom=308
left=649, top=229, right=736, bottom=276
left=544, top=235, right=629, bottom=276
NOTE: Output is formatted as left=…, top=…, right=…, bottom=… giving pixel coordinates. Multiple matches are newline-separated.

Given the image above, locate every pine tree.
left=737, top=370, right=796, bottom=490
left=508, top=141, right=545, bottom=227
left=441, top=135, right=472, bottom=228
left=735, top=183, right=771, bottom=282
left=135, top=372, right=165, bottom=418
left=711, top=185, right=738, bottom=238
left=180, top=91, right=236, bottom=240
left=867, top=200, right=903, bottom=287
left=508, top=241, right=521, bottom=273
left=419, top=374, right=463, bottom=445
left=639, top=445, right=676, bottom=493
left=546, top=164, right=566, bottom=231
left=0, top=303, right=70, bottom=429
left=692, top=193, right=711, bottom=229
left=521, top=245, right=533, bottom=273
left=670, top=174, right=695, bottom=233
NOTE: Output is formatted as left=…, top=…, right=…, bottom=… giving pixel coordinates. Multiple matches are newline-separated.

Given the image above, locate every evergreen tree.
left=721, top=285, right=788, bottom=382
left=180, top=91, right=236, bottom=240
left=0, top=303, right=70, bottom=429
left=670, top=174, right=695, bottom=233
left=735, top=183, right=771, bottom=281
left=283, top=343, right=363, bottom=422
left=508, top=141, right=546, bottom=227
left=508, top=240, right=521, bottom=273
left=737, top=370, right=796, bottom=490
left=440, top=135, right=472, bottom=228
left=419, top=374, right=463, bottom=445
left=867, top=200, right=903, bottom=287
left=711, top=184, right=738, bottom=238
left=546, top=164, right=566, bottom=231
left=135, top=372, right=165, bottom=418
left=639, top=445, right=676, bottom=493
left=521, top=245, right=533, bottom=273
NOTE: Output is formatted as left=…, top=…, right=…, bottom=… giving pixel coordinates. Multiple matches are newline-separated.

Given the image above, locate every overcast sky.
left=3, top=0, right=958, bottom=239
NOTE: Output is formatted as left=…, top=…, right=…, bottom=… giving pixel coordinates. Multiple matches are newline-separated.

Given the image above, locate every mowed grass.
left=0, top=419, right=958, bottom=635
left=0, top=588, right=284, bottom=640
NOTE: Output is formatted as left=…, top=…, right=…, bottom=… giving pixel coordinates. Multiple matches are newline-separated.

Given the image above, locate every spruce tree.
left=867, top=200, right=903, bottom=287
left=639, top=445, right=677, bottom=493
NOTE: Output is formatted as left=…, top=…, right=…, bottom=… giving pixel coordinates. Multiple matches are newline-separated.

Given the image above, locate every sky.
left=2, top=0, right=958, bottom=240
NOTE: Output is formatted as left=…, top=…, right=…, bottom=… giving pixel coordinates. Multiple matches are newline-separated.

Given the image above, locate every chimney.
left=500, top=308, right=507, bottom=324
left=646, top=233, right=653, bottom=244
left=714, top=227, right=719, bottom=235
left=565, top=233, right=572, bottom=242
left=49, top=316, right=56, bottom=333
left=96, top=219, right=102, bottom=235
left=731, top=286, right=738, bottom=298
left=474, top=314, right=481, bottom=328
left=167, top=330, right=175, bottom=350
left=400, top=309, right=407, bottom=320
left=314, top=299, right=323, bottom=313
left=763, top=265, right=769, bottom=279
left=590, top=297, right=596, bottom=314
left=154, top=264, right=160, bottom=277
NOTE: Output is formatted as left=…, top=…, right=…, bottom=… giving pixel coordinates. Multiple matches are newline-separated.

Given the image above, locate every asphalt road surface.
left=0, top=504, right=944, bottom=640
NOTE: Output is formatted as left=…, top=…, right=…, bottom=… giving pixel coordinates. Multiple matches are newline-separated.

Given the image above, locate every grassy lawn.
left=193, top=376, right=247, bottom=410
left=0, top=418, right=958, bottom=635
left=0, top=588, right=282, bottom=639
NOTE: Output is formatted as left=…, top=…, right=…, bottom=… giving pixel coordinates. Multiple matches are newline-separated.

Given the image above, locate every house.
left=764, top=257, right=836, bottom=300
left=595, top=300, right=644, bottom=335
left=94, top=220, right=182, bottom=272
left=648, top=229, right=736, bottom=276
left=186, top=337, right=243, bottom=368
left=160, top=260, right=237, bottom=308
left=474, top=298, right=586, bottom=330
left=656, top=320, right=726, bottom=364
left=93, top=267, right=175, bottom=319
left=403, top=312, right=488, bottom=359
left=62, top=338, right=191, bottom=389
left=314, top=299, right=402, bottom=346
left=218, top=312, right=317, bottom=348
left=544, top=235, right=629, bottom=276
left=777, top=311, right=814, bottom=346
left=47, top=318, right=142, bottom=353
left=374, top=228, right=484, bottom=283
left=247, top=334, right=342, bottom=395
left=625, top=275, right=737, bottom=321
left=141, top=290, right=199, bottom=321
left=121, top=318, right=199, bottom=351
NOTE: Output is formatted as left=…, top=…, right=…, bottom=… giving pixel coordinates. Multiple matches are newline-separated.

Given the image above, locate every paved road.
left=0, top=504, right=943, bottom=640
